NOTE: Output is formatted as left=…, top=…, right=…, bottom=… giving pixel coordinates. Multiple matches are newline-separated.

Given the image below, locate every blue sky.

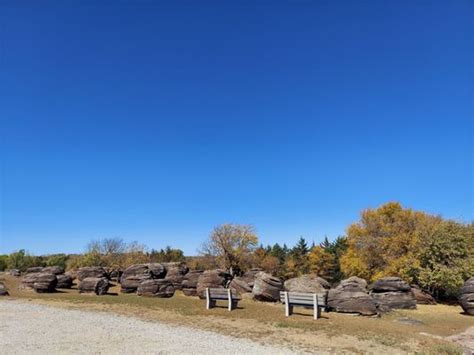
left=1, top=1, right=473, bottom=255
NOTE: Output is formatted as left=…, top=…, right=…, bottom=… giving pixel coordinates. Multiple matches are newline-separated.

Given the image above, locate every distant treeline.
left=2, top=202, right=473, bottom=300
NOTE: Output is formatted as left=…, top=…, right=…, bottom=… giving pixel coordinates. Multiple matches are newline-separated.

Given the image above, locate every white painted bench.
left=279, top=291, right=327, bottom=319
left=205, top=288, right=241, bottom=311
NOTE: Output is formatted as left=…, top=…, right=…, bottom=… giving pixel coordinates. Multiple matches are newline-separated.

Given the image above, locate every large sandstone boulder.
left=137, top=279, right=175, bottom=298
left=42, top=266, right=65, bottom=275
left=252, top=272, right=283, bottom=302
left=182, top=270, right=204, bottom=296
left=79, top=277, right=110, bottom=295
left=56, top=274, right=73, bottom=289
left=162, top=262, right=188, bottom=290
left=370, top=277, right=416, bottom=311
left=411, top=285, right=436, bottom=305
left=196, top=270, right=232, bottom=299
left=65, top=270, right=77, bottom=281
left=21, top=272, right=57, bottom=292
left=459, top=277, right=474, bottom=315
left=230, top=277, right=253, bottom=294
left=33, top=273, right=58, bottom=293
left=0, top=282, right=9, bottom=296
left=230, top=268, right=263, bottom=294
left=284, top=274, right=330, bottom=293
left=327, top=276, right=377, bottom=315
left=77, top=267, right=108, bottom=281
left=20, top=273, right=39, bottom=289
left=120, top=263, right=167, bottom=293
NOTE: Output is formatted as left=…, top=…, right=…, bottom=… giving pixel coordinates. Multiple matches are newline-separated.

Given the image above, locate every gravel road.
left=0, top=300, right=296, bottom=354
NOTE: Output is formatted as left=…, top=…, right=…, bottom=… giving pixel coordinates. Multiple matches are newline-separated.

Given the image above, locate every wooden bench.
left=205, top=288, right=241, bottom=311
left=280, top=291, right=327, bottom=319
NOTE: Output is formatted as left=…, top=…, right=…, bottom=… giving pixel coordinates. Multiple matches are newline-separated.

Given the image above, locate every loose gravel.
left=0, top=300, right=296, bottom=354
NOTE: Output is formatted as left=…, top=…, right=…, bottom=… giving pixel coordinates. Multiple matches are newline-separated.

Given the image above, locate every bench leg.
left=314, top=306, right=321, bottom=320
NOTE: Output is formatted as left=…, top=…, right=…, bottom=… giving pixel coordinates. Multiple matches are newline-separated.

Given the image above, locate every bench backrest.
left=279, top=291, right=327, bottom=306
left=207, top=288, right=240, bottom=300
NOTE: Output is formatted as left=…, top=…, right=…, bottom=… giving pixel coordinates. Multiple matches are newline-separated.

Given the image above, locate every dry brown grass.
left=1, top=274, right=471, bottom=354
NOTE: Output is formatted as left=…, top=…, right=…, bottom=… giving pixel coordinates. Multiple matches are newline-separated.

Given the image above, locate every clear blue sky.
left=1, top=1, right=473, bottom=256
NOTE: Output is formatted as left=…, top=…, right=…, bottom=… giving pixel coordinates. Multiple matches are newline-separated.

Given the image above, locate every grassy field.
left=1, top=274, right=472, bottom=354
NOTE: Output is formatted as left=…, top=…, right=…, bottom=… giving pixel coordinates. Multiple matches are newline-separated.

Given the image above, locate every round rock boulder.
left=56, top=274, right=73, bottom=289
left=79, top=277, right=110, bottom=295
left=459, top=277, right=474, bottom=315
left=370, top=277, right=416, bottom=312
left=327, top=276, right=377, bottom=316
left=162, top=262, right=188, bottom=290
left=33, top=273, right=58, bottom=293
left=120, top=263, right=166, bottom=293
left=77, top=267, right=108, bottom=281
left=284, top=274, right=330, bottom=293
left=252, top=272, right=283, bottom=302
left=137, top=279, right=175, bottom=298
left=411, top=285, right=436, bottom=305
left=196, top=270, right=232, bottom=299
left=182, top=270, right=204, bottom=296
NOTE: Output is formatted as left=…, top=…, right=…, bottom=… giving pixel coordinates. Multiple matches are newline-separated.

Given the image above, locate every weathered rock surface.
left=56, top=274, right=73, bottom=289
left=77, top=267, right=108, bottom=281
left=33, top=273, right=58, bottom=293
left=327, top=276, right=377, bottom=315
left=370, top=277, right=416, bottom=311
left=252, top=272, right=283, bottom=302
left=108, top=270, right=122, bottom=281
left=230, top=277, right=253, bottom=294
left=120, top=263, right=167, bottom=293
left=137, top=279, right=175, bottom=298
left=20, top=273, right=38, bottom=289
left=162, top=262, right=188, bottom=290
left=411, top=285, right=436, bottom=305
left=65, top=270, right=77, bottom=281
left=0, top=282, right=9, bottom=296
left=6, top=269, right=21, bottom=277
left=284, top=274, right=330, bottom=294
left=42, top=266, right=65, bottom=275
left=25, top=267, right=45, bottom=274
left=79, top=277, right=110, bottom=295
left=21, top=272, right=58, bottom=292
left=182, top=270, right=204, bottom=296
left=229, top=268, right=263, bottom=294
left=459, top=277, right=474, bottom=316
left=196, top=270, right=232, bottom=299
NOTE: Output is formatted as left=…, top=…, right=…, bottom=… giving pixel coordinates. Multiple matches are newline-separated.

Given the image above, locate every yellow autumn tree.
left=340, top=202, right=438, bottom=281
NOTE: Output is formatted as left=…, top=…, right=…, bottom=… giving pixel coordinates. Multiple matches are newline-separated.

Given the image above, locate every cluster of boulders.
left=14, top=262, right=471, bottom=317
left=118, top=262, right=189, bottom=298
left=19, top=266, right=73, bottom=293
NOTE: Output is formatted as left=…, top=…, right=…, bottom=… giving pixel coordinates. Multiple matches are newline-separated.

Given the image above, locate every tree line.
left=1, top=202, right=472, bottom=300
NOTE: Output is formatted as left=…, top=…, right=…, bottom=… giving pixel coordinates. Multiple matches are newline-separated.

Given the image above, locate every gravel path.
left=0, top=300, right=296, bottom=354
